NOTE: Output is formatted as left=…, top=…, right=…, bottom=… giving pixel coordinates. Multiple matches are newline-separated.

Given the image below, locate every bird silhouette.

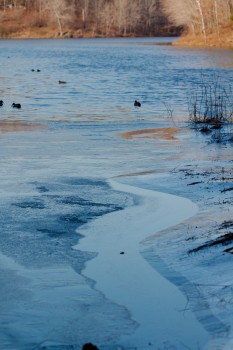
left=134, top=100, right=141, bottom=107
left=82, top=343, right=99, bottom=350
left=12, top=103, right=21, bottom=109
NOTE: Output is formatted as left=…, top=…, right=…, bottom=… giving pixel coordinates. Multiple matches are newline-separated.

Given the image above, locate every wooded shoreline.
left=0, top=1, right=232, bottom=48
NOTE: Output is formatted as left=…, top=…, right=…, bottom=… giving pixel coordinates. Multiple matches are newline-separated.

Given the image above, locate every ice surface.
left=0, top=38, right=232, bottom=350
left=76, top=180, right=209, bottom=349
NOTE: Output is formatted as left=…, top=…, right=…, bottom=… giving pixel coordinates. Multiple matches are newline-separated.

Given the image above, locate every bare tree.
left=163, top=0, right=233, bottom=38
left=0, top=0, right=186, bottom=37
left=100, top=1, right=115, bottom=35
left=41, top=0, right=75, bottom=36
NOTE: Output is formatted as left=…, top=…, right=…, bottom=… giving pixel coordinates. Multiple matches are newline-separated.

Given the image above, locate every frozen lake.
left=0, top=38, right=232, bottom=350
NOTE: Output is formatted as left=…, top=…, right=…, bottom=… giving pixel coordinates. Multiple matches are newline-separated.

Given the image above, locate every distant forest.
left=0, top=0, right=232, bottom=40
left=0, top=0, right=180, bottom=38
left=164, top=0, right=233, bottom=41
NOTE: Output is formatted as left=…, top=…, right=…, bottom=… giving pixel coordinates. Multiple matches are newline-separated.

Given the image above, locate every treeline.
left=0, top=0, right=179, bottom=38
left=0, top=0, right=232, bottom=40
left=163, top=0, right=233, bottom=40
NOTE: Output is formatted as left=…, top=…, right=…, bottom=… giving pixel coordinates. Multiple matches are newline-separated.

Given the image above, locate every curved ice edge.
left=109, top=179, right=230, bottom=349
left=109, top=178, right=199, bottom=230
left=76, top=178, right=215, bottom=349
left=141, top=248, right=230, bottom=348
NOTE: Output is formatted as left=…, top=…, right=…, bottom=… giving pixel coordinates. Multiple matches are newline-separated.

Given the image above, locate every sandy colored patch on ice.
left=0, top=121, right=46, bottom=133
left=119, top=127, right=181, bottom=140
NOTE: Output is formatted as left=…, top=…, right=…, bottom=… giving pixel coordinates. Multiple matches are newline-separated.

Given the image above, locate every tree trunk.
left=214, top=0, right=220, bottom=38
left=195, top=0, right=207, bottom=42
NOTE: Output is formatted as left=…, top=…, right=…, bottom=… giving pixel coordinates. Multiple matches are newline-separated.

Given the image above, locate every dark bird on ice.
left=12, top=103, right=21, bottom=109
left=0, top=100, right=3, bottom=106
left=82, top=343, right=99, bottom=350
left=134, top=100, right=141, bottom=107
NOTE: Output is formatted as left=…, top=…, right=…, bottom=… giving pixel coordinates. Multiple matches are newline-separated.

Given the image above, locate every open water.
left=0, top=37, right=232, bottom=350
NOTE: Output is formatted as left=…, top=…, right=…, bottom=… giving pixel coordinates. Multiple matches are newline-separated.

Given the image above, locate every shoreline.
left=76, top=178, right=210, bottom=349
left=172, top=32, right=233, bottom=50
left=0, top=34, right=232, bottom=50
